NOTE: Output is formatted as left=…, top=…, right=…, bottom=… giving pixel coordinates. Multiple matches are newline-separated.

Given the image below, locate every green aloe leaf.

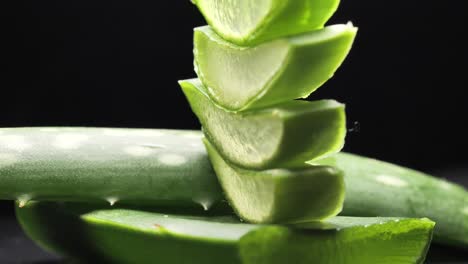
left=192, top=0, right=341, bottom=46
left=312, top=152, right=468, bottom=248
left=179, top=79, right=346, bottom=169
left=194, top=24, right=357, bottom=111
left=17, top=202, right=434, bottom=264
left=0, top=127, right=224, bottom=210
left=203, top=138, right=344, bottom=223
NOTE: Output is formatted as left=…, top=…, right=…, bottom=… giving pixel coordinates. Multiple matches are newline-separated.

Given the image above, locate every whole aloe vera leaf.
left=16, top=202, right=434, bottom=264
left=204, top=138, right=344, bottom=223
left=194, top=24, right=357, bottom=111
left=311, top=152, right=468, bottom=248
left=179, top=79, right=346, bottom=170
left=192, top=0, right=340, bottom=46
left=0, top=127, right=223, bottom=210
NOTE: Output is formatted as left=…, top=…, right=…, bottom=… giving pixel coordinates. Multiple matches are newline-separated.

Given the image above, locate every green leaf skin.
left=311, top=152, right=468, bottom=248
left=16, top=202, right=434, bottom=264
left=194, top=24, right=357, bottom=111
left=203, top=138, right=344, bottom=223
left=192, top=0, right=341, bottom=46
left=0, top=127, right=224, bottom=210
left=179, top=79, right=346, bottom=170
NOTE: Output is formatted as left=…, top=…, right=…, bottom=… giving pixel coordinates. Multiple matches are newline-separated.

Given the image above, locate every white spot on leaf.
left=124, top=146, right=155, bottom=157
left=0, top=135, right=32, bottom=151
left=375, top=175, right=408, bottom=187
left=133, top=130, right=164, bottom=137
left=53, top=134, right=89, bottom=149
left=102, top=129, right=129, bottom=137
left=158, top=154, right=187, bottom=166
left=0, top=153, right=19, bottom=168
left=190, top=142, right=203, bottom=148
left=40, top=128, right=60, bottom=132
left=181, top=133, right=202, bottom=139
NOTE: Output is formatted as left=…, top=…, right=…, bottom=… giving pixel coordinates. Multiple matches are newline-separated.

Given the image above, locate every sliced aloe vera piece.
left=194, top=24, right=357, bottom=111
left=180, top=79, right=346, bottom=169
left=192, top=0, right=340, bottom=46
left=0, top=127, right=223, bottom=210
left=204, top=138, right=344, bottom=223
left=17, top=202, right=434, bottom=264
left=312, top=152, right=468, bottom=247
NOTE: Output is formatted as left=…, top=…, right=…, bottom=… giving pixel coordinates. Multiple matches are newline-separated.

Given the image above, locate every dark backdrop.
left=0, top=1, right=467, bottom=217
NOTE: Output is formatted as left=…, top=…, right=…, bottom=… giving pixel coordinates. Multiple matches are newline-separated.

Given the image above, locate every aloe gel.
left=180, top=79, right=346, bottom=170
left=194, top=24, right=357, bottom=111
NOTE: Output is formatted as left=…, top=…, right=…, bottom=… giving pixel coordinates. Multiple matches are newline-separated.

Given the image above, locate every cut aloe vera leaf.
left=180, top=79, right=346, bottom=170
left=17, top=202, right=434, bottom=264
left=204, top=138, right=344, bottom=223
left=0, top=127, right=223, bottom=210
left=311, top=152, right=468, bottom=248
left=192, top=0, right=340, bottom=46
left=194, top=24, right=357, bottom=111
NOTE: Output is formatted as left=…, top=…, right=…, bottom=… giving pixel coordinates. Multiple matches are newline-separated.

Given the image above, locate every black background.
left=0, top=1, right=467, bottom=217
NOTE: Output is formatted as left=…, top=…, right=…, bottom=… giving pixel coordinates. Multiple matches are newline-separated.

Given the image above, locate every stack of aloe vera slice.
left=1, top=1, right=468, bottom=263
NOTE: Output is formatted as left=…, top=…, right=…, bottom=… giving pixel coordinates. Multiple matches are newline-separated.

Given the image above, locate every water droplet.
left=17, top=195, right=31, bottom=208
left=106, top=197, right=118, bottom=206
left=194, top=198, right=214, bottom=211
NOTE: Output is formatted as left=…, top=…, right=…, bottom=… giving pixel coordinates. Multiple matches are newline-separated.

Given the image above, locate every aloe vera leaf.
left=311, top=152, right=468, bottom=247
left=193, top=24, right=357, bottom=111
left=204, top=138, right=344, bottom=223
left=192, top=0, right=340, bottom=46
left=180, top=79, right=346, bottom=170
left=0, top=127, right=223, bottom=210
left=17, top=202, right=434, bottom=264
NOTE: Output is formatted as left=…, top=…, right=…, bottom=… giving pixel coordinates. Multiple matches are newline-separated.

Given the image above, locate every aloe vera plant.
left=204, top=138, right=345, bottom=223
left=192, top=0, right=341, bottom=46
left=180, top=79, right=346, bottom=169
left=17, top=201, right=435, bottom=264
left=312, top=152, right=468, bottom=248
left=0, top=127, right=223, bottom=210
left=194, top=24, right=357, bottom=111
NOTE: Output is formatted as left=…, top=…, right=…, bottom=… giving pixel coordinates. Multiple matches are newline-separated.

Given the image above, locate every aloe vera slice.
left=194, top=24, right=357, bottom=111
left=192, top=0, right=340, bottom=46
left=180, top=79, right=346, bottom=169
left=204, top=138, right=344, bottom=223
left=17, top=202, right=434, bottom=264
left=312, top=152, right=468, bottom=247
left=0, top=127, right=223, bottom=210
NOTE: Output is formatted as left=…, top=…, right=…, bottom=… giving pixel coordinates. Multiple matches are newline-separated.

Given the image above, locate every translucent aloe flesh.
left=192, top=0, right=341, bottom=46
left=180, top=79, right=346, bottom=169
left=17, top=202, right=434, bottom=264
left=204, top=138, right=344, bottom=223
left=194, top=24, right=357, bottom=111
left=0, top=127, right=223, bottom=209
left=312, top=152, right=468, bottom=248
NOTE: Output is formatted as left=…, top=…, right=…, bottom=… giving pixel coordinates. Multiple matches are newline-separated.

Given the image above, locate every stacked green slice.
left=184, top=0, right=358, bottom=223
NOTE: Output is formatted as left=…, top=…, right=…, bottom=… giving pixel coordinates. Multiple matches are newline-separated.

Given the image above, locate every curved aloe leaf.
left=194, top=24, right=357, bottom=111
left=17, top=202, right=434, bottom=264
left=0, top=127, right=223, bottom=210
left=204, top=138, right=344, bottom=223
left=312, top=152, right=468, bottom=248
left=180, top=79, right=346, bottom=169
left=192, top=0, right=340, bottom=46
